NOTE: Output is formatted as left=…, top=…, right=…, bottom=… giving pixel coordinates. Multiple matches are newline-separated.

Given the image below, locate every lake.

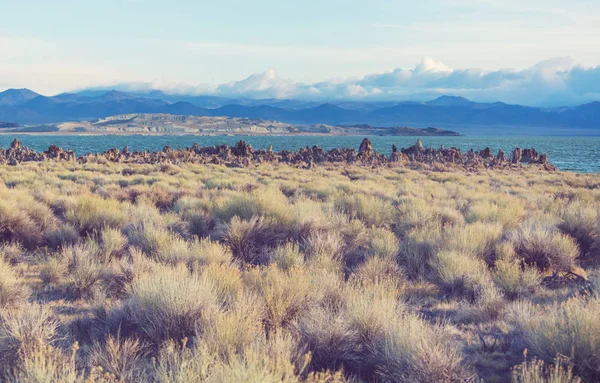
left=0, top=135, right=598, bottom=173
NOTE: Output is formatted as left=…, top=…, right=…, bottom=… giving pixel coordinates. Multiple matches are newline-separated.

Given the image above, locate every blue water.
left=0, top=135, right=598, bottom=174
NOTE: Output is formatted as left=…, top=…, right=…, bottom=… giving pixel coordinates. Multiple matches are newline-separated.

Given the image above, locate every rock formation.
left=0, top=138, right=557, bottom=171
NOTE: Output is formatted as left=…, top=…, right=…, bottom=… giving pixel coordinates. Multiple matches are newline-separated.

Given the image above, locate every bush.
left=270, top=242, right=304, bottom=271
left=335, top=194, right=394, bottom=227
left=516, top=298, right=600, bottom=380
left=0, top=199, right=42, bottom=249
left=430, top=250, right=490, bottom=300
left=5, top=343, right=85, bottom=383
left=558, top=203, right=599, bottom=261
left=398, top=225, right=443, bottom=278
left=297, top=306, right=362, bottom=374
left=43, top=224, right=79, bottom=249
left=99, top=226, right=128, bottom=262
left=152, top=339, right=214, bottom=383
left=219, top=216, right=286, bottom=265
left=244, top=265, right=315, bottom=331
left=0, top=304, right=59, bottom=362
left=90, top=333, right=145, bottom=382
left=367, top=228, right=400, bottom=259
left=201, top=292, right=264, bottom=358
left=493, top=257, right=541, bottom=299
left=125, top=264, right=219, bottom=346
left=510, top=226, right=579, bottom=272
left=511, top=354, right=581, bottom=383
left=375, top=315, right=472, bottom=382
left=0, top=242, right=24, bottom=265
left=0, top=259, right=29, bottom=308
left=65, top=194, right=129, bottom=233
left=39, top=256, right=68, bottom=286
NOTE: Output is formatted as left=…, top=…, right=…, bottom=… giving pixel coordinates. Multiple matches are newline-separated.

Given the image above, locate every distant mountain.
left=1, top=89, right=599, bottom=134
left=0, top=89, right=41, bottom=106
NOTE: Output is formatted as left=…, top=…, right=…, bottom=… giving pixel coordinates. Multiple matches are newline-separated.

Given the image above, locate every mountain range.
left=1, top=88, right=599, bottom=135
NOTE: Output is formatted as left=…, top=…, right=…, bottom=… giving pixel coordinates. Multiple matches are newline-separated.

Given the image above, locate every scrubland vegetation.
left=1, top=160, right=600, bottom=382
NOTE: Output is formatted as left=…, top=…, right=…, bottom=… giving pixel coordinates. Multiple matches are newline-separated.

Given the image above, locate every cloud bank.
left=84, top=57, right=600, bottom=107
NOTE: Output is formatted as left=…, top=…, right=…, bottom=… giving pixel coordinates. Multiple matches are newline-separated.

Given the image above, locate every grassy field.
left=0, top=160, right=599, bottom=382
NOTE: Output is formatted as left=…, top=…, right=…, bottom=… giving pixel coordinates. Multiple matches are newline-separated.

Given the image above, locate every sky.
left=1, top=0, right=600, bottom=106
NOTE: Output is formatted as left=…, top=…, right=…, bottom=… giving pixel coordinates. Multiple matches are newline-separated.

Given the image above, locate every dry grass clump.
left=65, top=194, right=129, bottom=233
left=89, top=333, right=145, bottom=382
left=0, top=198, right=42, bottom=248
left=125, top=264, right=219, bottom=346
left=219, top=216, right=286, bottom=265
left=513, top=298, right=600, bottom=380
left=430, top=250, right=490, bottom=300
left=493, top=246, right=541, bottom=299
left=334, top=194, right=394, bottom=227
left=0, top=242, right=24, bottom=264
left=557, top=202, right=600, bottom=262
left=0, top=258, right=29, bottom=307
left=375, top=316, right=472, bottom=382
left=3, top=158, right=600, bottom=381
left=509, top=226, right=580, bottom=272
left=244, top=265, right=315, bottom=331
left=511, top=354, right=581, bottom=383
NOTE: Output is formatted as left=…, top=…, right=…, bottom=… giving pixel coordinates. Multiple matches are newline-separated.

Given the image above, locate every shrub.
left=367, top=228, right=400, bottom=259
left=0, top=242, right=24, bottom=265
left=99, top=226, right=128, bottom=262
left=270, top=242, right=304, bottom=271
left=201, top=292, right=264, bottom=358
left=65, top=194, right=129, bottom=233
left=0, top=199, right=42, bottom=249
left=244, top=265, right=315, bottom=331
left=493, top=257, right=541, bottom=299
left=6, top=343, right=84, bottom=383
left=375, top=315, right=472, bottom=382
left=511, top=354, right=581, bottom=383
left=430, top=250, right=490, bottom=300
left=125, top=265, right=219, bottom=346
left=0, top=259, right=29, bottom=308
left=89, top=333, right=145, bottom=382
left=557, top=203, right=599, bottom=260
left=350, top=255, right=404, bottom=288
left=208, top=333, right=305, bottom=383
left=297, top=306, right=361, bottom=374
left=466, top=200, right=525, bottom=231
left=39, top=256, right=68, bottom=286
left=335, top=194, right=394, bottom=227
left=124, top=220, right=174, bottom=262
left=43, top=224, right=80, bottom=249
left=219, top=216, right=286, bottom=265
left=64, top=243, right=103, bottom=298
left=152, top=339, right=214, bottom=383
left=516, top=298, right=600, bottom=380
left=445, top=222, right=503, bottom=264
left=0, top=304, right=59, bottom=361
left=398, top=225, right=443, bottom=279
left=185, top=239, right=233, bottom=267
left=199, top=263, right=243, bottom=306
left=510, top=226, right=579, bottom=272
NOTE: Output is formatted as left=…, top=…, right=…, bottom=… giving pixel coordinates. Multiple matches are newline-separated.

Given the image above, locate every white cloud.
left=194, top=56, right=600, bottom=106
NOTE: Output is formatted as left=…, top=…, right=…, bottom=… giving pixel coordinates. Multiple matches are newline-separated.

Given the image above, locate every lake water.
left=0, top=135, right=598, bottom=174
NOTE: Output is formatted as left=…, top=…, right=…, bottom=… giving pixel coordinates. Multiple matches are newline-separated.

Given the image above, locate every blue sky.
left=1, top=0, right=600, bottom=105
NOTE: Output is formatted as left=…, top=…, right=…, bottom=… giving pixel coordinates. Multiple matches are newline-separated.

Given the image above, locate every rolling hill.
left=0, top=89, right=599, bottom=134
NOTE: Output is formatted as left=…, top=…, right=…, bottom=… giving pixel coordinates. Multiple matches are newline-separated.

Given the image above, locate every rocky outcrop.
left=0, top=138, right=557, bottom=171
